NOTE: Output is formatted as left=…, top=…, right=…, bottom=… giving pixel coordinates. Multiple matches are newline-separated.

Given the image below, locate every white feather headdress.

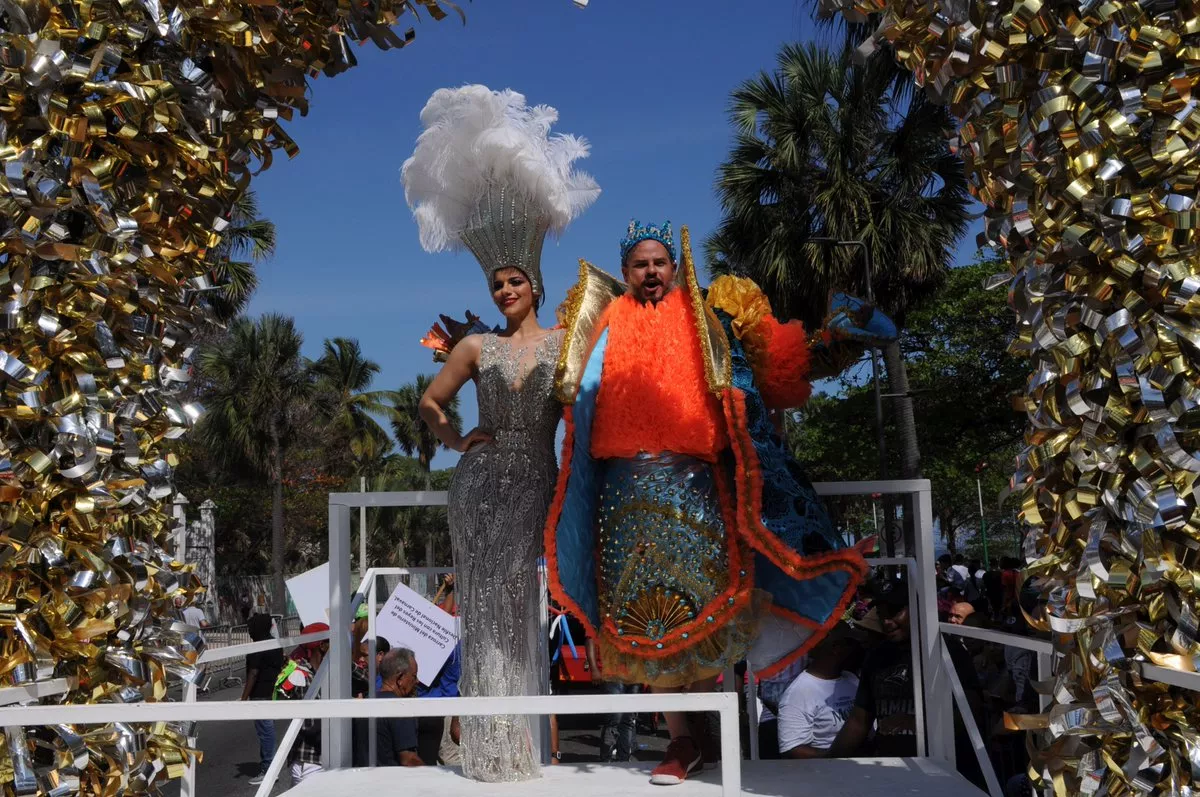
left=401, top=85, right=601, bottom=295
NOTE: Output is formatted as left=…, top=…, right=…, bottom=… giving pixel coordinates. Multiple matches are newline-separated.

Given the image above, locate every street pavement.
left=162, top=684, right=669, bottom=797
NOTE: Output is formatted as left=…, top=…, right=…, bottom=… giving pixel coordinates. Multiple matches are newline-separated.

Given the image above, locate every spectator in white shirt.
left=777, top=623, right=864, bottom=758
left=182, top=602, right=210, bottom=631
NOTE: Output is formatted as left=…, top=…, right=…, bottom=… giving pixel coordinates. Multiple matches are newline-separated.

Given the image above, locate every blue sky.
left=246, top=0, right=982, bottom=467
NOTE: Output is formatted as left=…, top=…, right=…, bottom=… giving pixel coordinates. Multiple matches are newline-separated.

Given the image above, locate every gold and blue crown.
left=619, top=219, right=676, bottom=264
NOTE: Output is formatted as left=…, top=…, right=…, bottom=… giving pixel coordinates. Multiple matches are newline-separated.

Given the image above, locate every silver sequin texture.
left=459, top=185, right=552, bottom=296
left=447, top=330, right=563, bottom=782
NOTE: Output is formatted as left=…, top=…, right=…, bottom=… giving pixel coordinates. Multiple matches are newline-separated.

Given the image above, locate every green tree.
left=310, top=337, right=393, bottom=477
left=788, top=256, right=1025, bottom=559
left=207, top=190, right=276, bottom=323
left=388, top=376, right=462, bottom=474
left=196, top=314, right=314, bottom=611
left=360, top=456, right=453, bottom=567
left=387, top=375, right=462, bottom=566
left=706, top=42, right=972, bottom=482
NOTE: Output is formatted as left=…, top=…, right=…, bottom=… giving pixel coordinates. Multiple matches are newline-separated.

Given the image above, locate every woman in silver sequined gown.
left=419, top=266, right=563, bottom=782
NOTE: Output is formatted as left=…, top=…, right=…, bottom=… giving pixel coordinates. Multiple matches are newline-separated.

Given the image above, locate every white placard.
left=374, top=582, right=458, bottom=686
left=286, top=563, right=329, bottom=627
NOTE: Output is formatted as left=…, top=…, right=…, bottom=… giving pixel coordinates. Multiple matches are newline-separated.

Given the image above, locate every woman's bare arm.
left=419, top=336, right=486, bottom=453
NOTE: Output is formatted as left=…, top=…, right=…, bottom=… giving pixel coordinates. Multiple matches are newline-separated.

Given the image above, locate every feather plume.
left=401, top=85, right=601, bottom=253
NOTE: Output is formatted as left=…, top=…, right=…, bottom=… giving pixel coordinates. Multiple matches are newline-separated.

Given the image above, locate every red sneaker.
left=650, top=736, right=703, bottom=786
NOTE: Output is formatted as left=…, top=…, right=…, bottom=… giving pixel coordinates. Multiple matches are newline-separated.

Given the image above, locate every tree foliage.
left=705, top=42, right=970, bottom=329
left=788, top=255, right=1026, bottom=557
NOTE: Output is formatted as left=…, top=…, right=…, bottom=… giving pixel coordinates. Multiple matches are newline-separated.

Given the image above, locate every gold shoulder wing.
left=554, top=260, right=626, bottom=404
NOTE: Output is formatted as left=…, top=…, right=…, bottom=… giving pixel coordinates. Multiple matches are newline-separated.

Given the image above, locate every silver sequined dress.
left=447, top=330, right=563, bottom=782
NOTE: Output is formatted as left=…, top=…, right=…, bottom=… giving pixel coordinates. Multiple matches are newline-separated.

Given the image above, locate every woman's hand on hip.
left=455, top=428, right=494, bottom=453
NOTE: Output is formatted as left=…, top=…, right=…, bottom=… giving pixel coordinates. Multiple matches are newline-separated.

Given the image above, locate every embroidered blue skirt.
left=595, top=452, right=762, bottom=687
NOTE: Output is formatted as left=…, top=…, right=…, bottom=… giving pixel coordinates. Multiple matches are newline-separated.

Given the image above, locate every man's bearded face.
left=622, top=240, right=676, bottom=304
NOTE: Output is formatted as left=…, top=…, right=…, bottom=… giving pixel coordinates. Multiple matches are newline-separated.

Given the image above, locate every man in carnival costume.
left=545, top=221, right=895, bottom=785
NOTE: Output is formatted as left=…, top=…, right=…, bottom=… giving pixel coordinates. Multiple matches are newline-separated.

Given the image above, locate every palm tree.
left=388, top=375, right=462, bottom=474
left=207, top=191, right=277, bottom=323
left=197, top=314, right=313, bottom=612
left=310, top=337, right=392, bottom=476
left=706, top=42, right=971, bottom=480
left=388, top=375, right=462, bottom=566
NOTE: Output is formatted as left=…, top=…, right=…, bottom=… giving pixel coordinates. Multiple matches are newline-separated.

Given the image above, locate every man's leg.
left=255, top=719, right=276, bottom=770
left=599, top=680, right=623, bottom=761
left=615, top=685, right=639, bottom=761
left=650, top=676, right=718, bottom=785
left=655, top=675, right=719, bottom=740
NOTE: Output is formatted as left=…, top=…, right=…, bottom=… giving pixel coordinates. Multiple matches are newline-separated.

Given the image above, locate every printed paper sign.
left=374, top=581, right=458, bottom=686
left=286, top=563, right=329, bottom=628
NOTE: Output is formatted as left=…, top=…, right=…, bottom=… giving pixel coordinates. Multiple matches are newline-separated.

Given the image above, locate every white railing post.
left=1037, top=651, right=1053, bottom=712
left=940, top=642, right=1004, bottom=797
left=327, top=501, right=353, bottom=770
left=746, top=664, right=760, bottom=761
left=717, top=691, right=741, bottom=797
left=538, top=562, right=550, bottom=765
left=913, top=483, right=953, bottom=764
left=368, top=568, right=378, bottom=768
left=904, top=557, right=926, bottom=757
left=180, top=681, right=199, bottom=797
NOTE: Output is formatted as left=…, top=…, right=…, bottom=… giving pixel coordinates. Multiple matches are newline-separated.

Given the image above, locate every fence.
left=8, top=481, right=1197, bottom=797
left=191, top=615, right=304, bottom=693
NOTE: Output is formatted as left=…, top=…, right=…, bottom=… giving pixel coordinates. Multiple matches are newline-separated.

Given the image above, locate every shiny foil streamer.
left=820, top=0, right=1200, bottom=792
left=0, top=0, right=457, bottom=793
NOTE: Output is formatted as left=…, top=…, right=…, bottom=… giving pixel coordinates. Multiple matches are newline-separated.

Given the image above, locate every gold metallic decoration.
left=0, top=0, right=457, bottom=792
left=679, top=226, right=732, bottom=395
left=820, top=0, right=1200, bottom=791
left=554, top=260, right=625, bottom=404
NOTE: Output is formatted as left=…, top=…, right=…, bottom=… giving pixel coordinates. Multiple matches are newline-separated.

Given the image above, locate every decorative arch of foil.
left=824, top=0, right=1200, bottom=792
left=0, top=1, right=457, bottom=791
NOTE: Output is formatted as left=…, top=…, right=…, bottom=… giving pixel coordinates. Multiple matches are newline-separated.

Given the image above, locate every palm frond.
left=706, top=42, right=970, bottom=329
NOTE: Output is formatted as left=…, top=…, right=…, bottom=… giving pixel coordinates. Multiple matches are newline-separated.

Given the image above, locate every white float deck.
left=284, top=758, right=986, bottom=797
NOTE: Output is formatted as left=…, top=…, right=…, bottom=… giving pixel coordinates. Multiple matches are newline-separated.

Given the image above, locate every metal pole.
left=858, top=242, right=888, bottom=486
left=368, top=571, right=377, bottom=768
left=327, top=502, right=353, bottom=770
left=359, top=476, right=367, bottom=580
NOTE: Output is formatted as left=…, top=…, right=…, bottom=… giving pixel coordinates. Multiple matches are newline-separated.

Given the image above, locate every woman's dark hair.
left=376, top=637, right=392, bottom=655
left=247, top=613, right=273, bottom=642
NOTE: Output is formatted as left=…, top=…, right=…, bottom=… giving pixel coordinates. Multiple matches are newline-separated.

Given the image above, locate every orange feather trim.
left=752, top=546, right=873, bottom=680
left=590, top=291, right=727, bottom=460
left=721, top=388, right=869, bottom=675
left=543, top=405, right=600, bottom=641
left=751, top=316, right=813, bottom=410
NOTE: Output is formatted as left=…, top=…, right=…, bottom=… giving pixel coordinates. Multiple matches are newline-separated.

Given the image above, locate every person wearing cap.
left=830, top=580, right=986, bottom=789
left=829, top=580, right=917, bottom=757
left=777, top=623, right=864, bottom=758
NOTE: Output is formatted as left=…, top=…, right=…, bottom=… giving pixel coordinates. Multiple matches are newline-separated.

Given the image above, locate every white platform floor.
left=284, top=758, right=986, bottom=797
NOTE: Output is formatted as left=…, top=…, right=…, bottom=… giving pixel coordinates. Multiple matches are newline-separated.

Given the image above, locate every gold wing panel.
left=678, top=226, right=731, bottom=394
left=554, top=260, right=626, bottom=404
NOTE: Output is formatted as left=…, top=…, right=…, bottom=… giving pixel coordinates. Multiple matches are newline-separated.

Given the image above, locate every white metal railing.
left=326, top=480, right=942, bottom=793
left=0, top=678, right=71, bottom=707
left=27, top=479, right=1197, bottom=797
left=0, top=692, right=742, bottom=794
